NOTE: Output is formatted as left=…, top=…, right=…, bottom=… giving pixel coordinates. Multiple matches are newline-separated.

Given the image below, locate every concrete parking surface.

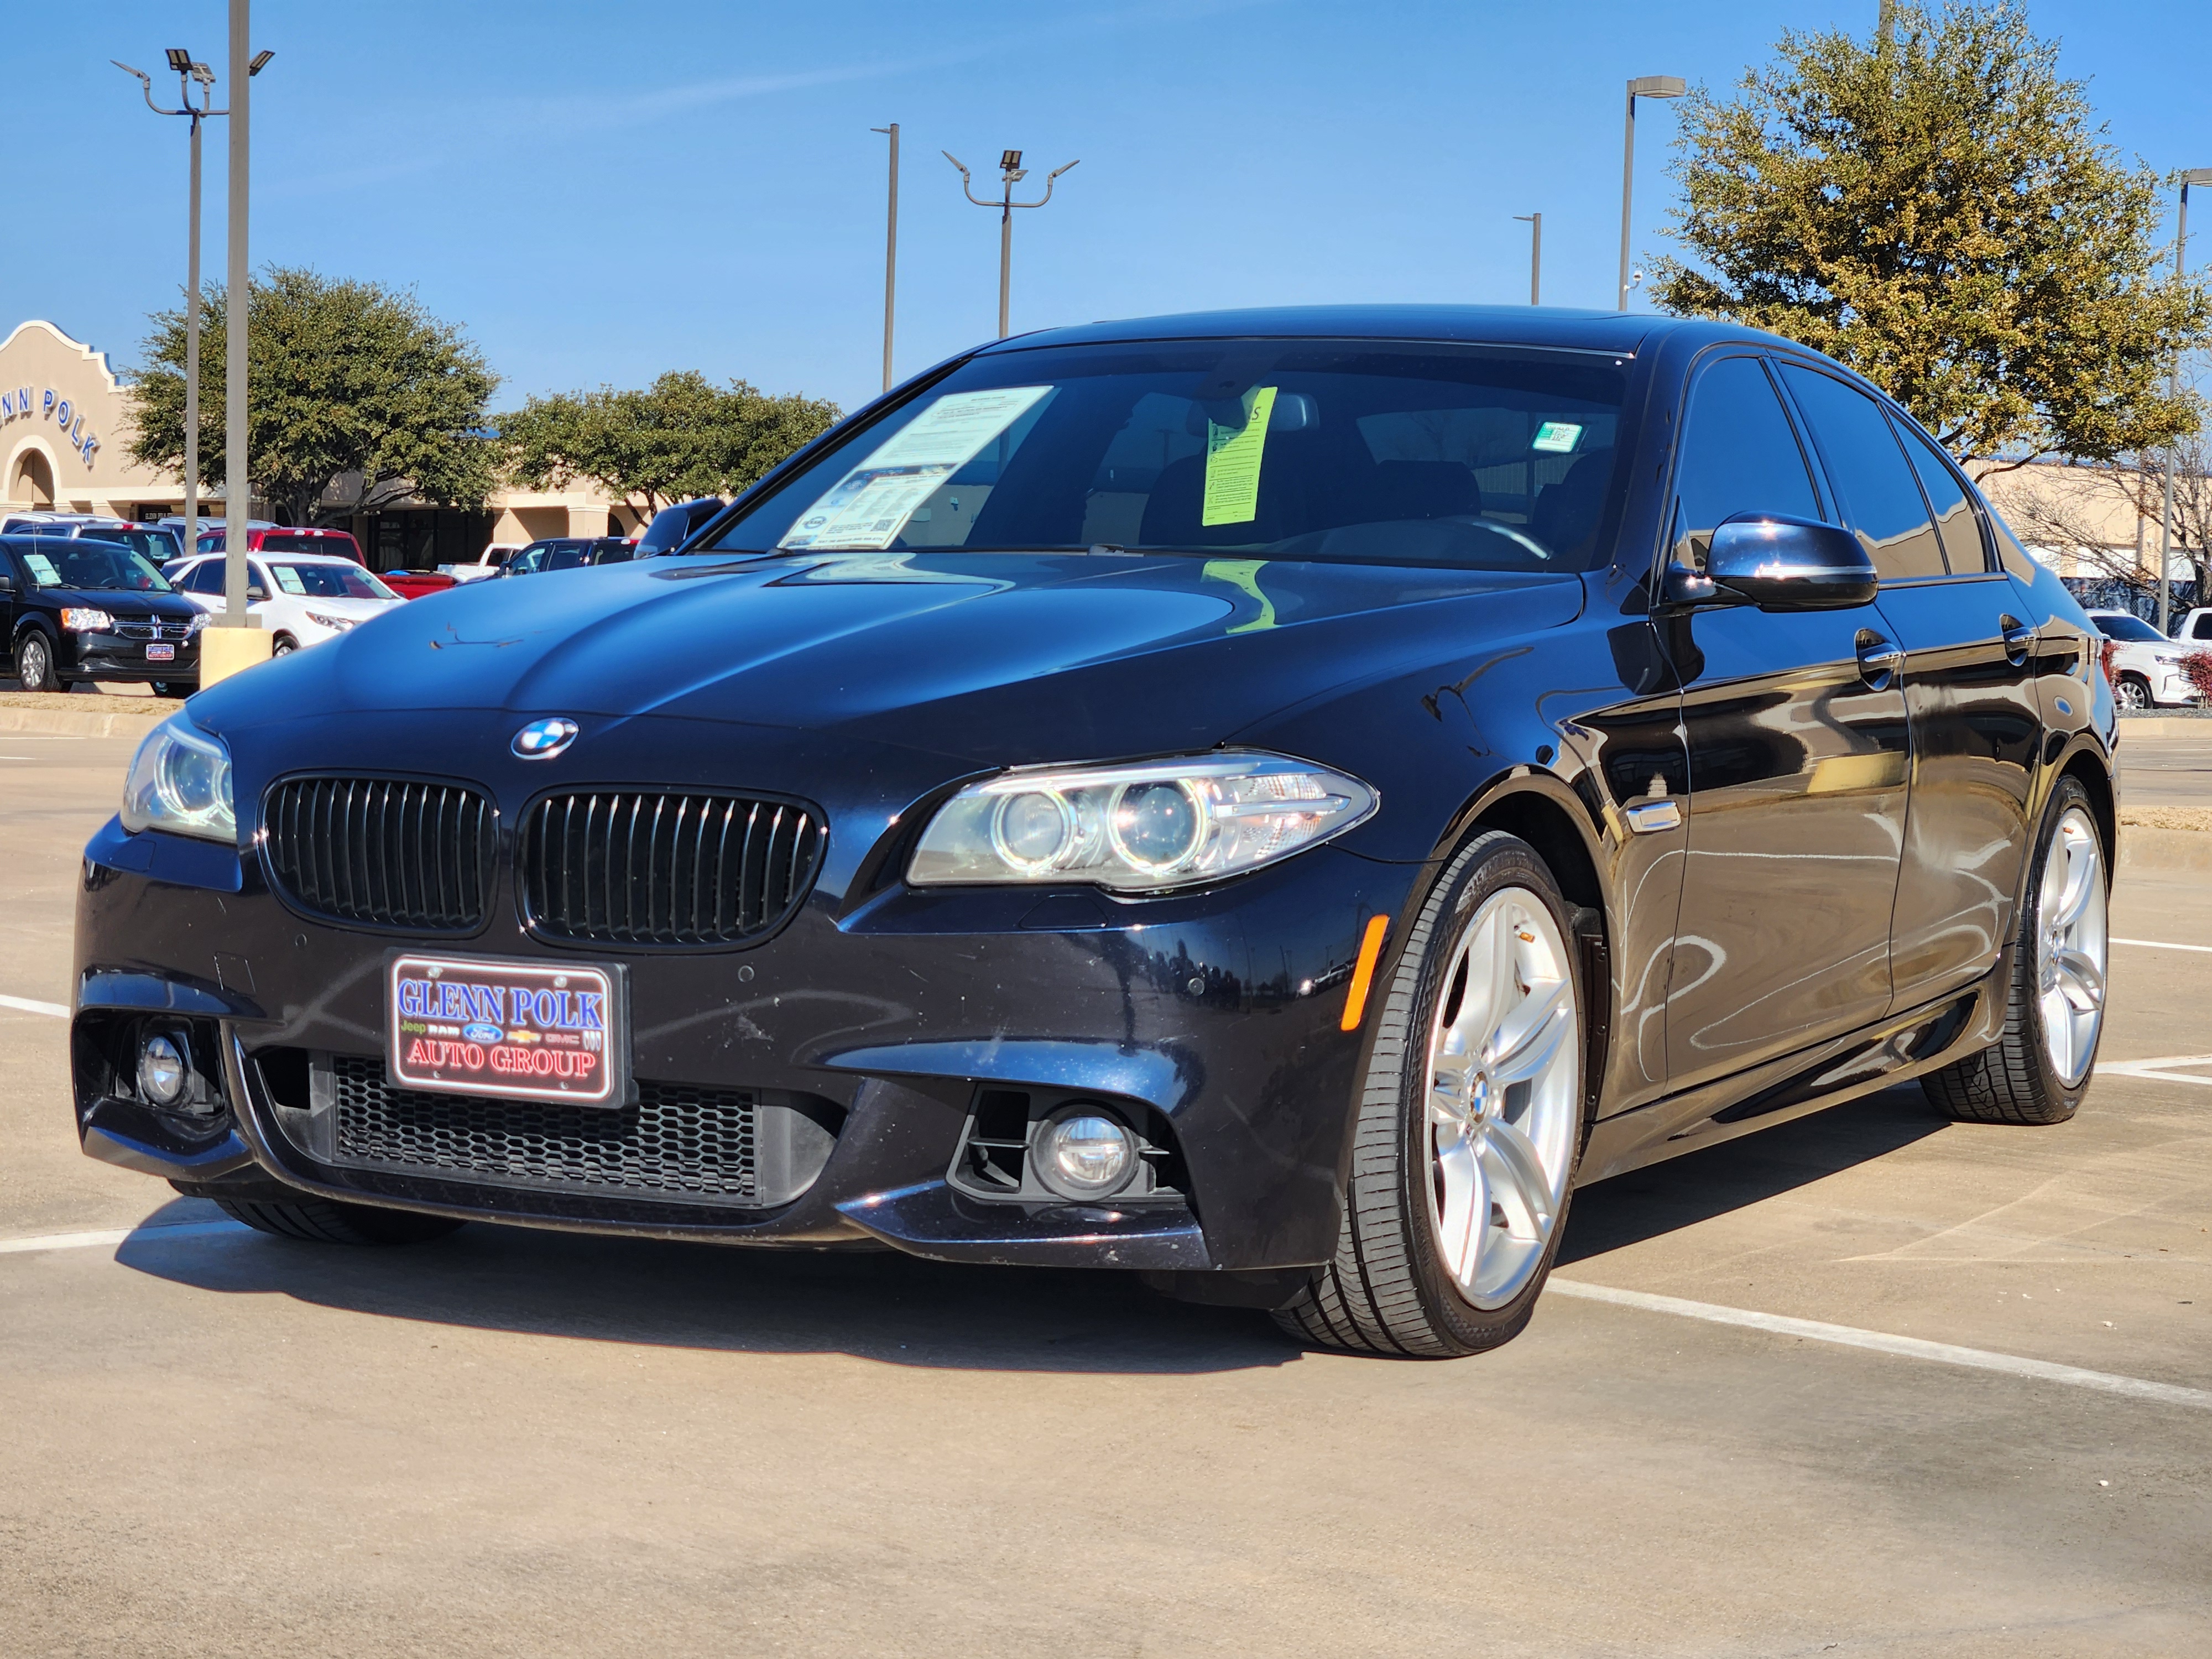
left=2, top=731, right=2208, bottom=1657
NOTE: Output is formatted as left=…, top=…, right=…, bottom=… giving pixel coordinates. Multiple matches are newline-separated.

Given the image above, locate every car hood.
left=38, top=587, right=201, bottom=618
left=189, top=551, right=1584, bottom=764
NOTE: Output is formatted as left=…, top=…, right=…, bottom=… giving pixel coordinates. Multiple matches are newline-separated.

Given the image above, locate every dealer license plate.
left=387, top=952, right=629, bottom=1106
left=145, top=643, right=175, bottom=661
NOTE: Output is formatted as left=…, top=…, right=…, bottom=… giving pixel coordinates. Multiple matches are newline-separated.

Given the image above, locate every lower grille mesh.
left=331, top=1055, right=757, bottom=1204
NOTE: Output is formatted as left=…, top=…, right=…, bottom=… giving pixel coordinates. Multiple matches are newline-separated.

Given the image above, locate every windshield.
left=77, top=526, right=180, bottom=564
left=22, top=539, right=175, bottom=593
left=267, top=561, right=395, bottom=600
left=701, top=340, right=1629, bottom=571
left=2094, top=614, right=2164, bottom=642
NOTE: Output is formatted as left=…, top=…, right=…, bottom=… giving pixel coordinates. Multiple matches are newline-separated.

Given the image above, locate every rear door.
left=1662, top=354, right=1911, bottom=1089
left=1776, top=366, right=2042, bottom=1011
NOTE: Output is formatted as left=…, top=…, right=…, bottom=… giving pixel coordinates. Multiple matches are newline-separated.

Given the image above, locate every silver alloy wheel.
left=19, top=634, right=49, bottom=688
left=2114, top=676, right=2148, bottom=711
left=1424, top=887, right=1580, bottom=1310
left=2036, top=805, right=2108, bottom=1087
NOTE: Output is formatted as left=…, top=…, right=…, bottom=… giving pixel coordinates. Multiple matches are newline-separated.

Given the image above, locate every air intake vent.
left=264, top=776, right=495, bottom=932
left=518, top=791, right=823, bottom=947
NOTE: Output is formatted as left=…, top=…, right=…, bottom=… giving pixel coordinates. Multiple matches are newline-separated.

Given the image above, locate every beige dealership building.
left=0, top=319, right=631, bottom=568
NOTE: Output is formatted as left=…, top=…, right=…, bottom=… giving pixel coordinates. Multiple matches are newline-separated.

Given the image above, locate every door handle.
left=2000, top=614, right=2034, bottom=667
left=1855, top=630, right=1903, bottom=685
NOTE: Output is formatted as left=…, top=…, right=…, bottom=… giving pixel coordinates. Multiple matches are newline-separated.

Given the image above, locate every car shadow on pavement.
left=113, top=1198, right=1298, bottom=1376
left=1559, top=1081, right=1949, bottom=1267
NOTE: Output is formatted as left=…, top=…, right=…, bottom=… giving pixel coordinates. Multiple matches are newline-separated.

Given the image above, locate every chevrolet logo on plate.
left=513, top=717, right=580, bottom=759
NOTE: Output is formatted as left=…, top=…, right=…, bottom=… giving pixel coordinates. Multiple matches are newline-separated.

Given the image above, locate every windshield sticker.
left=22, top=553, right=59, bottom=585
left=780, top=385, right=1053, bottom=551
left=1531, top=420, right=1583, bottom=455
left=271, top=565, right=307, bottom=595
left=1201, top=386, right=1279, bottom=528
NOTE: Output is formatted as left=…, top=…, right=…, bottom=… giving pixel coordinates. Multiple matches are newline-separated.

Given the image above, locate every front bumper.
left=62, top=628, right=202, bottom=682
left=72, top=799, right=1413, bottom=1273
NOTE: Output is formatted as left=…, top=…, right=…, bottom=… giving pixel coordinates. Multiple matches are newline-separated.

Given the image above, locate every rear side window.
left=1671, top=355, right=1821, bottom=560
left=179, top=560, right=225, bottom=594
left=1777, top=365, right=1946, bottom=581
left=1892, top=420, right=1986, bottom=574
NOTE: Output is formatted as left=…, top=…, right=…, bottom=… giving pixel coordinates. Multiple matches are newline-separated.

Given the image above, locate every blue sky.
left=8, top=1, right=2208, bottom=416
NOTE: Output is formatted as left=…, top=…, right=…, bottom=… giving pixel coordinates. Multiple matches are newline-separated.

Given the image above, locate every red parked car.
left=195, top=525, right=367, bottom=565
left=378, top=570, right=458, bottom=601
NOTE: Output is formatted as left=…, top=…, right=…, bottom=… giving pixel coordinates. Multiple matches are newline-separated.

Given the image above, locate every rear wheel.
left=150, top=681, right=192, bottom=699
left=214, top=1196, right=465, bottom=1245
left=1922, top=776, right=2108, bottom=1125
left=14, top=630, right=58, bottom=692
left=1274, top=831, right=1585, bottom=1358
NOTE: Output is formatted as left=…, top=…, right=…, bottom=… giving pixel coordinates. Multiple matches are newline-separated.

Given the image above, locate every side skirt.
left=1577, top=953, right=2007, bottom=1186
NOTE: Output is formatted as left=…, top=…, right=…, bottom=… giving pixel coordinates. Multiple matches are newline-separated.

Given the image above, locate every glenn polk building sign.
left=0, top=385, right=101, bottom=466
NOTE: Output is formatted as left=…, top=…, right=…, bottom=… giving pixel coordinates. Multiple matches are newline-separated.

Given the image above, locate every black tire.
left=2114, top=674, right=2151, bottom=711
left=1274, top=831, right=1587, bottom=1358
left=1922, top=775, right=2107, bottom=1125
left=14, top=630, right=58, bottom=692
left=214, top=1196, right=466, bottom=1245
left=270, top=633, right=299, bottom=657
left=150, top=681, right=192, bottom=699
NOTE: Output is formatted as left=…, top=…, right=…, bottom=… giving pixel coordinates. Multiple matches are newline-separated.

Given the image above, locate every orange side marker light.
left=1339, top=914, right=1391, bottom=1032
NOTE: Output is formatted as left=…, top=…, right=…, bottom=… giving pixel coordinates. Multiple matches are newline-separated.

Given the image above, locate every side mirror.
left=1688, top=514, right=1876, bottom=612
left=0, top=573, right=13, bottom=593
left=247, top=585, right=268, bottom=601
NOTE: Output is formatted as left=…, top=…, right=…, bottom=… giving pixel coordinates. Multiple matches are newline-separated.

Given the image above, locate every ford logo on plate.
left=513, top=717, right=580, bottom=760
left=461, top=1021, right=503, bottom=1044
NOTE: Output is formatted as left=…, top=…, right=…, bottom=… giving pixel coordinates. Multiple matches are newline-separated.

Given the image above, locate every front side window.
left=1892, top=419, right=1986, bottom=574
left=1777, top=365, right=1947, bottom=581
left=702, top=340, right=1630, bottom=572
left=178, top=559, right=225, bottom=594
left=1670, top=355, right=1821, bottom=564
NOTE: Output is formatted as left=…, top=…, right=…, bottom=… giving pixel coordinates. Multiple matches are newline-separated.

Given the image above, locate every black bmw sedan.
left=72, top=307, right=2116, bottom=1358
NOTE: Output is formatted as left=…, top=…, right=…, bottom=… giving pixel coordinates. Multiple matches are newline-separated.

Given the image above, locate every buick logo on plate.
left=513, top=717, right=580, bottom=760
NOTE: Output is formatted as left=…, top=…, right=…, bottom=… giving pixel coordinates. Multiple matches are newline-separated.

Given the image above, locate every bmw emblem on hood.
left=513, top=717, right=580, bottom=760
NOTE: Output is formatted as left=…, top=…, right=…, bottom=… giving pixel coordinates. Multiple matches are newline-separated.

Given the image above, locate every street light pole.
left=1514, top=212, right=1542, bottom=305
left=944, top=148, right=1079, bottom=339
left=1619, top=75, right=1685, bottom=311
left=870, top=123, right=899, bottom=393
left=113, top=51, right=226, bottom=554
left=223, top=0, right=252, bottom=628
left=2159, top=167, right=2212, bottom=635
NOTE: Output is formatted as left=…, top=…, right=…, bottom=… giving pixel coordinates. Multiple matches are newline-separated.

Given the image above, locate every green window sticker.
left=22, top=553, right=59, bottom=585
left=1201, top=385, right=1280, bottom=528
left=1531, top=421, right=1583, bottom=455
left=272, top=565, right=307, bottom=595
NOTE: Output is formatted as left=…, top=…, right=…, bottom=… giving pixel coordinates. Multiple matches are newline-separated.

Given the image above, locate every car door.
left=1778, top=371, right=2041, bottom=1010
left=1661, top=353, right=1911, bottom=1090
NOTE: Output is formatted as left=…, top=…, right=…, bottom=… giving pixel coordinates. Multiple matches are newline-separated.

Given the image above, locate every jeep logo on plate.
left=513, top=717, right=580, bottom=759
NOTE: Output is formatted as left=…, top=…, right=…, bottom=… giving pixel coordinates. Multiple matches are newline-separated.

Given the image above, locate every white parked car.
left=2086, top=609, right=2206, bottom=709
left=164, top=550, right=404, bottom=655
left=2172, top=606, right=2212, bottom=646
left=438, top=542, right=524, bottom=583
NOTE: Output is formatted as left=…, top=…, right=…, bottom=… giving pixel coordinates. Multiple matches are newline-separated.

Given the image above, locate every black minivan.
left=2, top=534, right=204, bottom=695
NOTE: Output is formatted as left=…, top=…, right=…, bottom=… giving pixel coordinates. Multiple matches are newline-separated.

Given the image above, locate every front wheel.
left=14, top=630, right=58, bottom=692
left=270, top=633, right=299, bottom=658
left=1922, top=776, right=2109, bottom=1125
left=2114, top=674, right=2151, bottom=711
left=1274, top=831, right=1586, bottom=1358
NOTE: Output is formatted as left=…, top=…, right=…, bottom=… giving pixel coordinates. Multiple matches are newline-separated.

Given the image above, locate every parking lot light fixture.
left=1514, top=212, right=1542, bottom=305
left=945, top=147, right=1079, bottom=339
left=249, top=49, right=274, bottom=76
left=871, top=123, right=900, bottom=392
left=2157, top=166, right=2212, bottom=634
left=1619, top=75, right=1685, bottom=311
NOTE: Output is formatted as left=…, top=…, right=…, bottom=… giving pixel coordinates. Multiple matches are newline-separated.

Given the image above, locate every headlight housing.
left=61, top=607, right=116, bottom=634
left=909, top=752, right=1378, bottom=893
left=305, top=611, right=357, bottom=632
left=121, top=713, right=236, bottom=843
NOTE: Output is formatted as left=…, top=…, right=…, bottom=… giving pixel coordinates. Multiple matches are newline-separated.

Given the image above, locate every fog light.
left=1034, top=1104, right=1138, bottom=1200
left=138, top=1032, right=189, bottom=1106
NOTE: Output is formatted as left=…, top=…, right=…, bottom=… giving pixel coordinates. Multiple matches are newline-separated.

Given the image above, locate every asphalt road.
left=3, top=733, right=2208, bottom=1658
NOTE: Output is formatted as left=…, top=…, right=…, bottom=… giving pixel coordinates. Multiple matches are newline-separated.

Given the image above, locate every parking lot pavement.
left=4, top=737, right=2209, bottom=1656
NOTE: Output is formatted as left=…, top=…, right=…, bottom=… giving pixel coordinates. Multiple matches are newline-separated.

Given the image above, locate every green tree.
left=1651, top=1, right=2210, bottom=474
left=128, top=267, right=500, bottom=524
left=497, top=372, right=841, bottom=518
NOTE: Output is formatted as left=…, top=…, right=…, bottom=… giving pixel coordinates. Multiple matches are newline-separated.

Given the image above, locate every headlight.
left=909, top=752, right=1378, bottom=893
left=120, top=713, right=236, bottom=843
left=305, top=611, right=357, bottom=632
left=185, top=612, right=210, bottom=635
left=61, top=607, right=116, bottom=633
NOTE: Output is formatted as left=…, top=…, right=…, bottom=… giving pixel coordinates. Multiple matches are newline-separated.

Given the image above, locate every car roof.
left=983, top=304, right=1773, bottom=358
left=243, top=549, right=363, bottom=565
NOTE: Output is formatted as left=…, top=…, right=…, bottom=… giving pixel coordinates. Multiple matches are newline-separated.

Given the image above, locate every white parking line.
left=2114, top=937, right=2212, bottom=954
left=0, top=993, right=67, bottom=1019
left=1546, top=1279, right=2212, bottom=1410
left=2096, top=1052, right=2212, bottom=1086
left=0, top=1220, right=244, bottom=1256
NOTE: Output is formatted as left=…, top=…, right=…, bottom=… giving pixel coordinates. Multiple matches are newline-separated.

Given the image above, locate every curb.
left=2119, top=825, right=2212, bottom=877
left=0, top=704, right=176, bottom=739
left=2117, top=716, right=2212, bottom=738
